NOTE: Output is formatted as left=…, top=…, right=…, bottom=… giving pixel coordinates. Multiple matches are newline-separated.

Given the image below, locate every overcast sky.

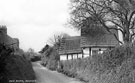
left=0, top=0, right=79, bottom=52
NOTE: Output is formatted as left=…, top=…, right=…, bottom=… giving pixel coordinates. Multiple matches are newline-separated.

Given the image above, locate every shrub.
left=0, top=44, right=36, bottom=83
left=58, top=43, right=135, bottom=83
left=41, top=47, right=59, bottom=70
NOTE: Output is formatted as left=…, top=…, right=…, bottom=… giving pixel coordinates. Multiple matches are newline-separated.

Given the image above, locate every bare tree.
left=27, top=48, right=35, bottom=53
left=47, top=33, right=70, bottom=50
left=69, top=0, right=135, bottom=44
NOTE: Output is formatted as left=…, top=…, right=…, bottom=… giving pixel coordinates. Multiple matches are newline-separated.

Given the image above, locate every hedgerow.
left=58, top=43, right=135, bottom=83
left=0, top=44, right=36, bottom=83
left=41, top=47, right=60, bottom=70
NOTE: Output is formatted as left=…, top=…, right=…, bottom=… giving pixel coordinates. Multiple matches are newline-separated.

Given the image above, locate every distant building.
left=59, top=25, right=120, bottom=61
left=0, top=25, right=19, bottom=51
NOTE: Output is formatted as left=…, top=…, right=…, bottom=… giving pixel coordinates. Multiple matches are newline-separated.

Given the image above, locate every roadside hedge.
left=58, top=43, right=135, bottom=83
left=41, top=47, right=60, bottom=71
left=0, top=44, right=36, bottom=83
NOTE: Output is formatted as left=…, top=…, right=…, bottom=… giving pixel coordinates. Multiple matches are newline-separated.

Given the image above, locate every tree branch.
left=107, top=19, right=123, bottom=28
left=129, top=18, right=135, bottom=29
left=131, top=32, right=135, bottom=41
left=99, top=19, right=123, bottom=44
left=108, top=27, right=124, bottom=35
left=128, top=11, right=135, bottom=27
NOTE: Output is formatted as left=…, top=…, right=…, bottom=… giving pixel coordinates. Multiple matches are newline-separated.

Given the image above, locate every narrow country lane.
left=32, top=62, right=85, bottom=83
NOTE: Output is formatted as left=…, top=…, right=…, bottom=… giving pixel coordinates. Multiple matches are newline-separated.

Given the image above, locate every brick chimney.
left=0, top=25, right=7, bottom=34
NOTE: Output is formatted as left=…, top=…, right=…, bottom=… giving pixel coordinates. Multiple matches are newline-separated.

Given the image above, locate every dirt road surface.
left=32, top=62, right=85, bottom=83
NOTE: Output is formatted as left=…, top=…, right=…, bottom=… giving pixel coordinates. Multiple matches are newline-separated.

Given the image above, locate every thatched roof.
left=59, top=36, right=82, bottom=55
left=58, top=25, right=119, bottom=55
left=80, top=25, right=119, bottom=47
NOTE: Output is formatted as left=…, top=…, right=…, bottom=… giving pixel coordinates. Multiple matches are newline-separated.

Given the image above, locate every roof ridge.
left=65, top=36, right=81, bottom=40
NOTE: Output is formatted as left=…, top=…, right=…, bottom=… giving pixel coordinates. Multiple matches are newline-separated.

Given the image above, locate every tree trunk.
left=123, top=28, right=131, bottom=43
left=123, top=35, right=129, bottom=43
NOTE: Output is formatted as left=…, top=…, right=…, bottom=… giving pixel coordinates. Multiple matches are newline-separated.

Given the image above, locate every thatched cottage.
left=59, top=25, right=120, bottom=60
